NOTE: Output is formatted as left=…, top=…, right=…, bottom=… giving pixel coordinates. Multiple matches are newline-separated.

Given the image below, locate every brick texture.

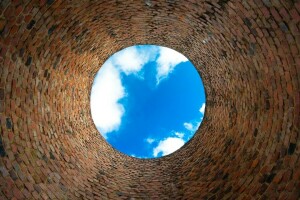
left=0, top=0, right=299, bottom=199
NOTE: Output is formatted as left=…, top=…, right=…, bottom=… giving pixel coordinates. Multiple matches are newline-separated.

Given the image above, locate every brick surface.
left=0, top=0, right=299, bottom=199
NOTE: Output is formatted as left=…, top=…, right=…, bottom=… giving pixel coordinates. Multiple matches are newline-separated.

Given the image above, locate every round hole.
left=91, top=45, right=206, bottom=158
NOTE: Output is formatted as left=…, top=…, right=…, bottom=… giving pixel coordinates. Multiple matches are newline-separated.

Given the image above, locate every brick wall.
left=0, top=0, right=299, bottom=199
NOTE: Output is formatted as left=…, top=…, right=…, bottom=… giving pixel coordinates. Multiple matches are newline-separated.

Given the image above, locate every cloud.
left=131, top=154, right=147, bottom=159
left=91, top=61, right=125, bottom=138
left=153, top=137, right=185, bottom=157
left=112, top=46, right=158, bottom=75
left=146, top=138, right=155, bottom=144
left=174, top=132, right=184, bottom=138
left=183, top=122, right=194, bottom=131
left=156, top=47, right=188, bottom=84
left=183, top=103, right=205, bottom=133
left=199, top=103, right=205, bottom=115
left=183, top=122, right=200, bottom=132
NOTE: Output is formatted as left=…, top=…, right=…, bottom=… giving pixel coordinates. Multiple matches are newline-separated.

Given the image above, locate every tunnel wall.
left=0, top=0, right=299, bottom=199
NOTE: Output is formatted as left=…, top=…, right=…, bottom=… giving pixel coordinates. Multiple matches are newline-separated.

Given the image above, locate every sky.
left=91, top=45, right=206, bottom=158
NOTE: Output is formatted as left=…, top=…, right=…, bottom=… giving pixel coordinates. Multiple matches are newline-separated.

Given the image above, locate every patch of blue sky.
left=90, top=45, right=205, bottom=158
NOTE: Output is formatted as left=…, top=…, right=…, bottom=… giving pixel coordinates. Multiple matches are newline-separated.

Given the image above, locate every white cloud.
left=183, top=122, right=200, bottom=132
left=112, top=46, right=158, bottom=75
left=146, top=138, right=155, bottom=144
left=153, top=137, right=185, bottom=157
left=174, top=132, right=184, bottom=138
left=183, top=103, right=206, bottom=133
left=91, top=61, right=125, bottom=138
left=156, top=47, right=188, bottom=84
left=183, top=122, right=194, bottom=131
left=131, top=154, right=146, bottom=159
left=199, top=103, right=205, bottom=115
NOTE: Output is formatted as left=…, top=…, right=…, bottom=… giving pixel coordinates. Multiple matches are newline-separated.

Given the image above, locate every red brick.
left=24, top=182, right=34, bottom=192
left=0, top=1, right=298, bottom=200
left=270, top=8, right=282, bottom=22
left=15, top=5, right=23, bottom=16
left=290, top=8, right=300, bottom=22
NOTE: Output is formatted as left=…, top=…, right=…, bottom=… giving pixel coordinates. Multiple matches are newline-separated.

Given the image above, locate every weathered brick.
left=0, top=1, right=299, bottom=199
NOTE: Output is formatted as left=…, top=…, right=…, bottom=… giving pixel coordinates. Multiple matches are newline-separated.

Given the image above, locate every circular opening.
left=91, top=45, right=206, bottom=158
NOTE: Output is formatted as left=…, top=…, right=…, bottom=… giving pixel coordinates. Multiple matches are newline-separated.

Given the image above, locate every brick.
left=0, top=1, right=298, bottom=200
left=0, top=89, right=4, bottom=100
left=24, top=182, right=34, bottom=192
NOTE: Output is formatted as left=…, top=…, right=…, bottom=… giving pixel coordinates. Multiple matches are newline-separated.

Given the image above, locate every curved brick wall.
left=0, top=1, right=299, bottom=199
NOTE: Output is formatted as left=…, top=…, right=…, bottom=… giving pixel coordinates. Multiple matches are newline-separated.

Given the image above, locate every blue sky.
left=91, top=45, right=205, bottom=158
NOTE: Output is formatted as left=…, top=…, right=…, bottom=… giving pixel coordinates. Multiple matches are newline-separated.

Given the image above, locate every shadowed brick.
left=26, top=20, right=35, bottom=30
